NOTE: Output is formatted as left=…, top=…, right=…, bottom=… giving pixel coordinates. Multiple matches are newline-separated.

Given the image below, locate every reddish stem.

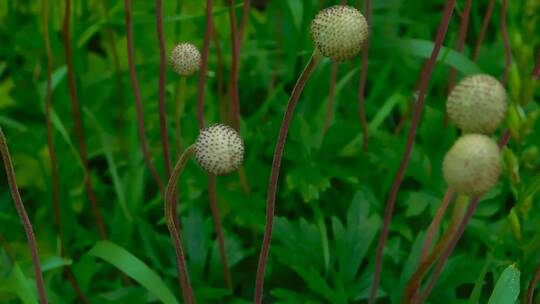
left=238, top=0, right=251, bottom=48
left=212, top=22, right=228, bottom=123
left=228, top=0, right=241, bottom=131
left=124, top=0, right=164, bottom=192
left=254, top=54, right=320, bottom=303
left=323, top=63, right=338, bottom=134
left=209, top=176, right=233, bottom=289
left=0, top=128, right=48, bottom=304
left=43, top=1, right=88, bottom=302
left=62, top=0, right=108, bottom=240
left=472, top=0, right=495, bottom=62
left=526, top=263, right=540, bottom=304
left=156, top=0, right=172, bottom=179
left=358, top=0, right=371, bottom=151
left=500, top=0, right=511, bottom=84
left=418, top=131, right=511, bottom=302
left=533, top=52, right=540, bottom=79
left=448, top=0, right=472, bottom=90
left=368, top=1, right=456, bottom=302
left=197, top=0, right=214, bottom=129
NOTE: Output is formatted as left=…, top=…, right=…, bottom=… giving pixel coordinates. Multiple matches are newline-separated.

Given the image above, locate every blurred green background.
left=0, top=0, right=539, bottom=303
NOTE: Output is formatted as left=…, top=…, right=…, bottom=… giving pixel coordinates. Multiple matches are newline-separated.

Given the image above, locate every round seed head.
left=447, top=74, right=508, bottom=134
left=310, top=5, right=368, bottom=62
left=194, top=124, right=244, bottom=175
left=169, top=43, right=201, bottom=76
left=443, top=134, right=501, bottom=196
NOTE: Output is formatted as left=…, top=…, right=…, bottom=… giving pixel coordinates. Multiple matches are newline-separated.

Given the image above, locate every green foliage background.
left=0, top=0, right=539, bottom=303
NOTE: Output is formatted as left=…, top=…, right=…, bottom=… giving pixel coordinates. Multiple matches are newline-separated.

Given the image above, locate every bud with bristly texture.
left=169, top=43, right=201, bottom=76
left=194, top=124, right=244, bottom=176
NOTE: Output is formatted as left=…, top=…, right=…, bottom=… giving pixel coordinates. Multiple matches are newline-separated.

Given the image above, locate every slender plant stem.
left=368, top=1, right=456, bottom=302
left=254, top=53, right=320, bottom=303
left=208, top=176, right=233, bottom=289
left=533, top=52, right=540, bottom=79
left=62, top=0, right=108, bottom=240
left=211, top=22, right=228, bottom=123
left=174, top=77, right=187, bottom=157
left=124, top=0, right=164, bottom=192
left=472, top=0, right=495, bottom=62
left=238, top=0, right=251, bottom=48
left=448, top=0, right=472, bottom=91
left=197, top=0, right=214, bottom=129
left=156, top=0, right=172, bottom=180
left=165, top=145, right=196, bottom=303
left=0, top=128, right=48, bottom=304
left=228, top=0, right=241, bottom=131
left=418, top=190, right=455, bottom=266
left=417, top=131, right=511, bottom=302
left=323, top=63, right=338, bottom=134
left=43, top=1, right=88, bottom=301
left=526, top=263, right=540, bottom=304
left=405, top=193, right=465, bottom=304
left=358, top=0, right=371, bottom=151
left=500, top=0, right=511, bottom=84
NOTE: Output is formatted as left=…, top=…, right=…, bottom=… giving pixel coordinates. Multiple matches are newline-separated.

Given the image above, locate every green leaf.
left=286, top=0, right=303, bottom=30
left=87, top=241, right=179, bottom=304
left=487, top=264, right=520, bottom=304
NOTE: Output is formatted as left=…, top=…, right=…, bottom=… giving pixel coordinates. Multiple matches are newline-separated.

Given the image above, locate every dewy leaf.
left=487, top=264, right=520, bottom=304
left=87, top=241, right=179, bottom=304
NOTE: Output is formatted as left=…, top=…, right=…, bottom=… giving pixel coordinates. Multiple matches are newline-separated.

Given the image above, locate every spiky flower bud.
left=169, top=43, right=201, bottom=76
left=310, top=5, right=368, bottom=62
left=443, top=134, right=501, bottom=196
left=194, top=124, right=244, bottom=175
left=447, top=74, right=508, bottom=134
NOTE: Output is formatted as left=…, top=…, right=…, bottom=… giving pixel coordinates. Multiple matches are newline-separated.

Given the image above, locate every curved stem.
left=358, top=0, right=371, bottom=151
left=254, top=53, right=320, bottom=303
left=124, top=0, right=164, bottom=192
left=472, top=0, right=495, bottom=62
left=500, top=0, right=511, bottom=84
left=156, top=0, right=172, bottom=180
left=228, top=0, right=241, bottom=131
left=174, top=77, right=187, bottom=157
left=448, top=0, right=472, bottom=91
left=208, top=176, right=233, bottom=289
left=0, top=128, right=48, bottom=304
left=323, top=63, right=338, bottom=134
left=368, top=1, right=456, bottom=302
left=417, top=131, right=511, bottom=302
left=526, top=263, right=540, bottom=304
left=197, top=0, right=214, bottom=129
left=165, top=145, right=196, bottom=303
left=62, top=0, right=108, bottom=240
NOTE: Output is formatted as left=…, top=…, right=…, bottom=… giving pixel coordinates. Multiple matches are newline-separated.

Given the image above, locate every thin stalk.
left=368, top=1, right=456, bottom=302
left=358, top=0, right=371, bottom=151
left=404, top=195, right=468, bottom=304
left=323, top=63, right=338, bottom=134
left=238, top=0, right=251, bottom=48
left=209, top=176, right=233, bottom=289
left=211, top=22, right=228, bottom=123
left=472, top=0, right=495, bottom=61
left=165, top=145, right=196, bottom=303
left=62, top=0, right=108, bottom=240
left=526, top=263, right=540, bottom=304
left=124, top=0, right=165, bottom=191
left=228, top=0, right=241, bottom=131
left=254, top=53, right=320, bottom=303
left=43, top=1, right=88, bottom=301
left=500, top=0, right=511, bottom=84
left=156, top=0, right=172, bottom=179
left=448, top=0, right=472, bottom=91
left=0, top=128, right=48, bottom=304
left=533, top=53, right=540, bottom=79
left=197, top=0, right=214, bottom=129
left=174, top=77, right=187, bottom=157
left=417, top=131, right=511, bottom=302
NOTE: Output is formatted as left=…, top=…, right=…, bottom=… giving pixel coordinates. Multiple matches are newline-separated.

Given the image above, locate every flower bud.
left=194, top=124, right=244, bottom=175
left=447, top=74, right=508, bottom=134
left=169, top=43, right=201, bottom=76
left=443, top=134, right=501, bottom=196
left=310, top=5, right=368, bottom=62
